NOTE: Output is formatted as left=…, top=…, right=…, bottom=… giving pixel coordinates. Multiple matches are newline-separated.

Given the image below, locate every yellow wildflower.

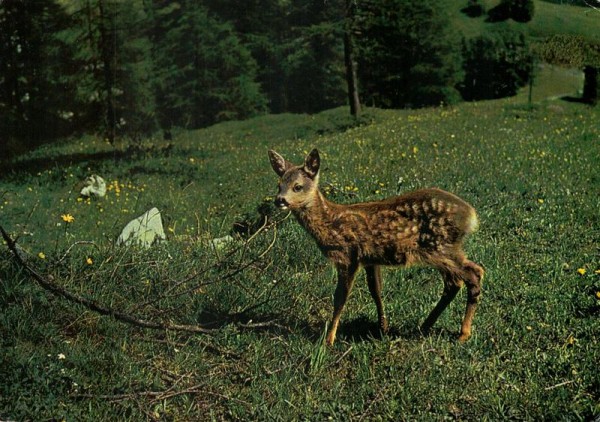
left=577, top=268, right=586, bottom=276
left=61, top=214, right=75, bottom=223
left=38, top=252, right=46, bottom=260
left=86, top=257, right=93, bottom=265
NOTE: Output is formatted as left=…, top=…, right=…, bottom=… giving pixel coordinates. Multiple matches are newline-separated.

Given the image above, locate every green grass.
left=449, top=0, right=600, bottom=41
left=1, top=92, right=599, bottom=419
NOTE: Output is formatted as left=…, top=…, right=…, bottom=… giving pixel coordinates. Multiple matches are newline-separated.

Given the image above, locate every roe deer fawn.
left=268, top=148, right=484, bottom=346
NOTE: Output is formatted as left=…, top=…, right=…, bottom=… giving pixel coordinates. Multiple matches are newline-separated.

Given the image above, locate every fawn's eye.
left=293, top=184, right=303, bottom=192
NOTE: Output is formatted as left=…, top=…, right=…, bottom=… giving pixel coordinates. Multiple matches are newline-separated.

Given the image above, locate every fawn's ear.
left=303, top=148, right=320, bottom=179
left=268, top=150, right=291, bottom=177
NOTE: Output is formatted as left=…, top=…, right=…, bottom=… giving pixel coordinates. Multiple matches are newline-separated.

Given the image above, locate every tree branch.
left=0, top=224, right=214, bottom=334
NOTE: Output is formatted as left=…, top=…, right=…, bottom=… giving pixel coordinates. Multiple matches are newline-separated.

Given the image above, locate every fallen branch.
left=0, top=224, right=213, bottom=334
left=56, top=240, right=100, bottom=264
left=74, top=384, right=251, bottom=407
left=131, top=211, right=287, bottom=312
left=544, top=380, right=575, bottom=391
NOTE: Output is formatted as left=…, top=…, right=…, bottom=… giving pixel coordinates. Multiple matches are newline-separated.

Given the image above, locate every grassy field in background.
left=449, top=0, right=600, bottom=41
left=1, top=78, right=599, bottom=419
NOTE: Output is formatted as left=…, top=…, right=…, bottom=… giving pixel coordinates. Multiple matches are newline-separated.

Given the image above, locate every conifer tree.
left=0, top=1, right=72, bottom=149
left=355, top=0, right=463, bottom=108
left=56, top=0, right=157, bottom=142
left=151, top=1, right=267, bottom=129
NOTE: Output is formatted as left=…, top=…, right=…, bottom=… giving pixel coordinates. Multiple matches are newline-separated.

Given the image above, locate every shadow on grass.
left=0, top=144, right=177, bottom=181
left=560, top=95, right=596, bottom=105
left=194, top=307, right=320, bottom=340
left=335, top=316, right=414, bottom=343
left=1, top=150, right=122, bottom=180
left=485, top=3, right=510, bottom=22
left=335, top=315, right=462, bottom=344
left=461, top=4, right=485, bottom=18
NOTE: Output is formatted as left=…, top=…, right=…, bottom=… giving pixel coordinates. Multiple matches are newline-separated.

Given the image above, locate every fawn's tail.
left=465, top=208, right=479, bottom=235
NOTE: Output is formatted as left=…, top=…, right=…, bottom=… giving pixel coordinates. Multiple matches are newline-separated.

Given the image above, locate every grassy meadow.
left=449, top=0, right=600, bottom=42
left=1, top=86, right=600, bottom=419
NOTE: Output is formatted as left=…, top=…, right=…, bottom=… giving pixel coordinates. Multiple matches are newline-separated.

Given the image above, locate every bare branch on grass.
left=56, top=240, right=100, bottom=264
left=74, top=384, right=252, bottom=408
left=130, top=211, right=287, bottom=313
left=0, top=212, right=290, bottom=336
left=1, top=224, right=213, bottom=334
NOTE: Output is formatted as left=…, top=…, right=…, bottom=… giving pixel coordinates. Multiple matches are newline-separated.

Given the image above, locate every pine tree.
left=283, top=0, right=347, bottom=113
left=355, top=0, right=463, bottom=108
left=0, top=1, right=72, bottom=150
left=205, top=0, right=350, bottom=115
left=56, top=0, right=157, bottom=142
left=151, top=1, right=267, bottom=129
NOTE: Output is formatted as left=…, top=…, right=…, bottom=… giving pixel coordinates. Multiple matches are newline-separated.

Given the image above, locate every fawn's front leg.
left=326, top=262, right=358, bottom=346
left=365, top=265, right=388, bottom=334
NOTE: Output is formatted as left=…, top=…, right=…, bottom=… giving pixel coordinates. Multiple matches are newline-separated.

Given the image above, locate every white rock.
left=80, top=175, right=107, bottom=198
left=117, top=208, right=166, bottom=248
left=209, top=235, right=234, bottom=250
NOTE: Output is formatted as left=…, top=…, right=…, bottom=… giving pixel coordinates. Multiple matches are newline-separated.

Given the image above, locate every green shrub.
left=503, top=0, right=535, bottom=22
left=460, top=26, right=534, bottom=100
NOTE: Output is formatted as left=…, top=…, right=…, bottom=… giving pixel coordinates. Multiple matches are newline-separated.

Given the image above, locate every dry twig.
left=0, top=212, right=290, bottom=335
left=0, top=224, right=213, bottom=334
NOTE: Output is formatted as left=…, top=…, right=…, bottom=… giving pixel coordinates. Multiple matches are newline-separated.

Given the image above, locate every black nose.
left=274, top=197, right=288, bottom=208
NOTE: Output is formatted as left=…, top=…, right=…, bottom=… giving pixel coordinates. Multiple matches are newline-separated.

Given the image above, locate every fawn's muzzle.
left=274, top=196, right=289, bottom=209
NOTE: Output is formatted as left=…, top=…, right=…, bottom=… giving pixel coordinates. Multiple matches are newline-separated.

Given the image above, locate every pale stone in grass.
left=117, top=208, right=166, bottom=248
left=209, top=235, right=234, bottom=250
left=80, top=175, right=107, bottom=198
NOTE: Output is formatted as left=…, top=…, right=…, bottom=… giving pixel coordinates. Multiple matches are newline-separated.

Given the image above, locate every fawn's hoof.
left=325, top=334, right=336, bottom=347
left=380, top=317, right=389, bottom=334
left=457, top=332, right=471, bottom=343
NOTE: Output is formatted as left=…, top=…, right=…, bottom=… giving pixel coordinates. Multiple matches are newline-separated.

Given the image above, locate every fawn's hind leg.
left=458, top=260, right=484, bottom=342
left=365, top=265, right=389, bottom=334
left=420, top=270, right=462, bottom=335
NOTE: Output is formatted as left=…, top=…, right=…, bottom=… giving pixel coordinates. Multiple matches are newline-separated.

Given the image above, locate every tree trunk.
left=344, top=0, right=361, bottom=117
left=97, top=0, right=116, bottom=143
left=582, top=65, right=598, bottom=104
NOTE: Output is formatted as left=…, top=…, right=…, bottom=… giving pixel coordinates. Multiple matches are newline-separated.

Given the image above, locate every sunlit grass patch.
left=1, top=99, right=599, bottom=420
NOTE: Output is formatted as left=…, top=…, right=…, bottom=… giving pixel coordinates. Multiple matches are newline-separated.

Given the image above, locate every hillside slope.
left=1, top=96, right=599, bottom=420
left=449, top=0, right=600, bottom=41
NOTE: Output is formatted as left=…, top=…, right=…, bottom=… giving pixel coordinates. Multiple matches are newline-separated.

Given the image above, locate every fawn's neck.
left=292, top=190, right=338, bottom=242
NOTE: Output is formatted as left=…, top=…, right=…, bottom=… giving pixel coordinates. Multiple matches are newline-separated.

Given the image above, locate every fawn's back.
left=292, top=187, right=478, bottom=270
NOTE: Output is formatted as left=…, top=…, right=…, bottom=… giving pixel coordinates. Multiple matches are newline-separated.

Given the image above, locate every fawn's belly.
left=361, top=249, right=409, bottom=266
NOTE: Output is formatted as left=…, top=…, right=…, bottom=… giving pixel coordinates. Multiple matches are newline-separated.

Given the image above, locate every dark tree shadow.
left=461, top=4, right=485, bottom=18
left=560, top=95, right=596, bottom=105
left=0, top=144, right=176, bottom=181
left=485, top=3, right=510, bottom=22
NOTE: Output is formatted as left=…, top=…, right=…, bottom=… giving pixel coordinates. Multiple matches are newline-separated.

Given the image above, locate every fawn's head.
left=268, top=149, right=320, bottom=210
